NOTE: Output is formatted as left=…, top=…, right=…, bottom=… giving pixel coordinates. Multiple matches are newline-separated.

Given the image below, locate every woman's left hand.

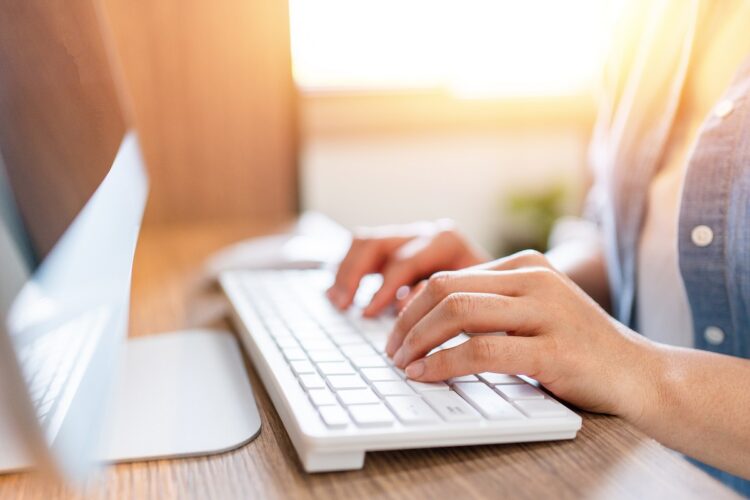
left=387, top=250, right=659, bottom=422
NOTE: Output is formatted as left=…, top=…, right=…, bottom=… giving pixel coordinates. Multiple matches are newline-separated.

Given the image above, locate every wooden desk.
left=0, top=221, right=739, bottom=499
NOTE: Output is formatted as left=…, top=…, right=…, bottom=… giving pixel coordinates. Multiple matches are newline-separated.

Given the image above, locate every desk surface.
left=0, top=221, right=739, bottom=499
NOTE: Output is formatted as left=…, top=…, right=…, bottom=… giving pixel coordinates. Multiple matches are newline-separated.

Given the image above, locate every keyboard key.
left=448, top=375, right=479, bottom=383
left=341, top=345, right=377, bottom=358
left=360, top=367, right=401, bottom=382
left=287, top=320, right=322, bottom=333
left=370, top=337, right=388, bottom=353
left=347, top=403, right=395, bottom=427
left=453, top=383, right=523, bottom=420
left=515, top=399, right=569, bottom=418
left=299, top=338, right=336, bottom=351
left=496, top=384, right=545, bottom=400
left=317, top=361, right=355, bottom=376
left=308, top=388, right=337, bottom=406
left=349, top=316, right=388, bottom=334
left=422, top=391, right=481, bottom=422
left=294, top=330, right=330, bottom=342
left=440, top=334, right=470, bottom=349
left=263, top=318, right=287, bottom=333
left=275, top=336, right=299, bottom=348
left=327, top=374, right=368, bottom=390
left=407, top=380, right=449, bottom=392
left=329, top=334, right=367, bottom=346
left=318, top=405, right=349, bottom=428
left=386, top=396, right=440, bottom=424
left=299, top=373, right=326, bottom=390
left=337, top=388, right=380, bottom=405
left=477, top=372, right=523, bottom=385
left=350, top=355, right=388, bottom=368
left=325, top=324, right=359, bottom=336
left=290, top=360, right=316, bottom=375
left=372, top=381, right=416, bottom=397
left=308, top=350, right=345, bottom=363
left=282, top=347, right=308, bottom=361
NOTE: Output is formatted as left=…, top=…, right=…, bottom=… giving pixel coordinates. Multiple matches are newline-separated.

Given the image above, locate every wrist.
left=614, top=330, right=670, bottom=427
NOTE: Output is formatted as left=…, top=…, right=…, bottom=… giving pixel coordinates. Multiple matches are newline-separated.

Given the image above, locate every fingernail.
left=334, top=293, right=347, bottom=309
left=385, top=336, right=398, bottom=357
left=393, top=348, right=405, bottom=367
left=405, top=360, right=424, bottom=379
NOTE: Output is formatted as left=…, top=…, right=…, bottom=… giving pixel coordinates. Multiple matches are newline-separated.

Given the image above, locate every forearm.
left=632, top=341, right=750, bottom=478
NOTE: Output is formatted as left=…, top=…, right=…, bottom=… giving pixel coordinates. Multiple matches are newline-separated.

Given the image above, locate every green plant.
left=501, top=182, right=569, bottom=254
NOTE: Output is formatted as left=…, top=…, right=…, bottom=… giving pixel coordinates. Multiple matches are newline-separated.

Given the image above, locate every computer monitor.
left=0, top=0, right=148, bottom=481
left=0, top=3, right=262, bottom=485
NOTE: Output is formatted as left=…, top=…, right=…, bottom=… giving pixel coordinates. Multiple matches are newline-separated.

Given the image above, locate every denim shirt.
left=589, top=2, right=750, bottom=494
left=676, top=59, right=750, bottom=495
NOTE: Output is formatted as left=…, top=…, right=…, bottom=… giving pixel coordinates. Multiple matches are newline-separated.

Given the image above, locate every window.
left=290, top=0, right=610, bottom=98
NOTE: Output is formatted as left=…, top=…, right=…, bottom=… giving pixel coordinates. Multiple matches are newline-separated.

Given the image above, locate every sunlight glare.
left=289, top=0, right=610, bottom=98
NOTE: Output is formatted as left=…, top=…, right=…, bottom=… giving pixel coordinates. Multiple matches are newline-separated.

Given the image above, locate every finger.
left=395, top=281, right=425, bottom=312
left=363, top=232, right=468, bottom=317
left=404, top=336, right=542, bottom=382
left=392, top=292, right=537, bottom=368
left=387, top=269, right=537, bottom=357
left=470, top=249, right=554, bottom=272
left=363, top=259, right=420, bottom=317
left=328, top=239, right=386, bottom=309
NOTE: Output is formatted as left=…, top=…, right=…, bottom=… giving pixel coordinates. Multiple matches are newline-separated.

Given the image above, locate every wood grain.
left=0, top=221, right=739, bottom=499
left=100, top=0, right=299, bottom=225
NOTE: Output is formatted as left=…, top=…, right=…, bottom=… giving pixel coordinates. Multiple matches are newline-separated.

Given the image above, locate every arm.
left=637, top=344, right=750, bottom=478
left=386, top=250, right=750, bottom=479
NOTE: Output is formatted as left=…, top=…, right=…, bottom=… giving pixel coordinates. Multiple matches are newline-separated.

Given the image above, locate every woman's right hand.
left=327, top=220, right=490, bottom=317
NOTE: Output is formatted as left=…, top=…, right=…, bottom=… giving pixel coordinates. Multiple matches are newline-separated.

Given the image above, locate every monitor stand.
left=98, top=329, right=261, bottom=463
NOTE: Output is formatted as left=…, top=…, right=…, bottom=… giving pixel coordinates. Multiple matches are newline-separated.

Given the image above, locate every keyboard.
left=16, top=310, right=107, bottom=434
left=220, top=269, right=581, bottom=472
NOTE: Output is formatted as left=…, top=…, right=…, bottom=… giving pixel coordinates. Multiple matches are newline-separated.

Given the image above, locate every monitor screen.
left=0, top=1, right=148, bottom=481
left=0, top=1, right=128, bottom=265
left=0, top=153, right=36, bottom=272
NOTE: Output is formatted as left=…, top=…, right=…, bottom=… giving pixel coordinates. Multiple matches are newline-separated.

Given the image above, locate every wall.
left=101, top=0, right=299, bottom=225
left=300, top=92, right=594, bottom=255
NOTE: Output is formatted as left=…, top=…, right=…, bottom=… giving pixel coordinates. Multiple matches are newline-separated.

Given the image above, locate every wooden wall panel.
left=101, top=0, right=299, bottom=225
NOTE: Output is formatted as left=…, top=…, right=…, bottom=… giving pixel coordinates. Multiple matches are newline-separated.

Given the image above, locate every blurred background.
left=102, top=0, right=617, bottom=256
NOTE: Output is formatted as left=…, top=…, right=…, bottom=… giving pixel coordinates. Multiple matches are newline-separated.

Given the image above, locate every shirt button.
left=714, top=99, right=734, bottom=118
left=691, top=225, right=714, bottom=247
left=704, top=326, right=725, bottom=345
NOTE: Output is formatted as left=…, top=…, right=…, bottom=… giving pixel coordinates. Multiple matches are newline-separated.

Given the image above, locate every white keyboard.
left=220, top=269, right=581, bottom=472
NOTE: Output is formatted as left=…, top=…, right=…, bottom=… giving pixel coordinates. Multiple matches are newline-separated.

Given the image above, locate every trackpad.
left=99, top=329, right=261, bottom=463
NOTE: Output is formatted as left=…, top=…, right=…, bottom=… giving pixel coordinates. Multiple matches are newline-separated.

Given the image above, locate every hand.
left=387, top=250, right=657, bottom=421
left=327, top=220, right=490, bottom=317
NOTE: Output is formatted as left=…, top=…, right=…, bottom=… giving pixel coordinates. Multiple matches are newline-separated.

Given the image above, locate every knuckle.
left=435, top=226, right=458, bottom=241
left=430, top=350, right=451, bottom=374
left=442, top=293, right=472, bottom=318
left=401, top=334, right=412, bottom=351
left=530, top=266, right=558, bottom=284
left=349, top=235, right=369, bottom=249
left=469, top=337, right=496, bottom=365
left=427, top=271, right=453, bottom=297
left=401, top=330, right=418, bottom=352
left=516, top=249, right=546, bottom=266
left=526, top=339, right=546, bottom=377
